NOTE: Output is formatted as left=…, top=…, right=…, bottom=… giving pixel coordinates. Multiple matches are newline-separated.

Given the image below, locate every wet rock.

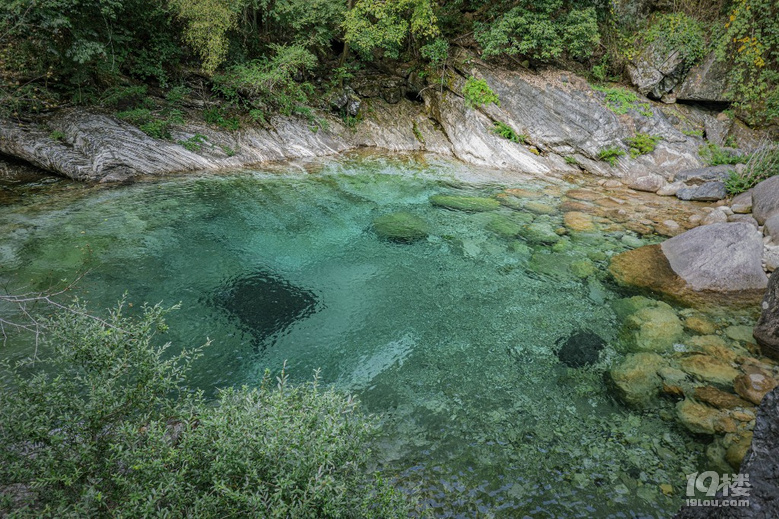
left=520, top=221, right=561, bottom=245
left=555, top=329, right=606, bottom=368
left=623, top=301, right=684, bottom=353
left=694, top=386, right=750, bottom=410
left=486, top=213, right=532, bottom=239
left=753, top=270, right=779, bottom=360
left=676, top=182, right=727, bottom=202
left=563, top=211, right=595, bottom=232
left=687, top=335, right=737, bottom=363
left=372, top=212, right=429, bottom=242
left=429, top=195, right=500, bottom=212
left=570, top=259, right=596, bottom=278
left=524, top=201, right=557, bottom=215
left=751, top=175, right=779, bottom=225
left=730, top=190, right=753, bottom=214
left=679, top=354, right=741, bottom=388
left=734, top=373, right=778, bottom=405
left=683, top=315, right=718, bottom=335
left=608, top=352, right=666, bottom=407
left=676, top=398, right=736, bottom=435
left=725, top=325, right=756, bottom=344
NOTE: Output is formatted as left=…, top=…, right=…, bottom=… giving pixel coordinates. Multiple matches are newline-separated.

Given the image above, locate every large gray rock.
left=674, top=387, right=779, bottom=518
left=674, top=165, right=733, bottom=184
left=752, top=176, right=779, bottom=225
left=676, top=182, right=727, bottom=201
left=674, top=52, right=730, bottom=103
left=628, top=45, right=687, bottom=99
left=661, top=222, right=768, bottom=293
left=754, top=271, right=779, bottom=360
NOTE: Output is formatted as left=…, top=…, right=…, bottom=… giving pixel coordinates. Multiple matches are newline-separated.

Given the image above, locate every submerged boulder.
left=429, top=194, right=501, bottom=212
left=607, top=352, right=666, bottom=408
left=372, top=212, right=429, bottom=242
left=555, top=330, right=606, bottom=368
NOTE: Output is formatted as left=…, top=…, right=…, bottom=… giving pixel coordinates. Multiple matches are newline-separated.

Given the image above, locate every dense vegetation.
left=1, top=0, right=778, bottom=125
left=0, top=300, right=416, bottom=517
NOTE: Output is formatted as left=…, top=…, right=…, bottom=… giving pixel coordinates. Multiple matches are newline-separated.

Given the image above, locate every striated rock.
left=608, top=352, right=666, bottom=407
left=752, top=175, right=779, bottom=225
left=674, top=52, right=729, bottom=103
left=694, top=386, right=751, bottom=410
left=676, top=182, right=727, bottom=201
left=753, top=270, right=779, bottom=360
left=734, top=373, right=778, bottom=405
left=679, top=354, right=740, bottom=388
left=674, top=165, right=733, bottom=184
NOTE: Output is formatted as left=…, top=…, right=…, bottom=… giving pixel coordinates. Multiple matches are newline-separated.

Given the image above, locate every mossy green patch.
left=486, top=213, right=533, bottom=239
left=372, top=212, right=430, bottom=243
left=429, top=195, right=501, bottom=212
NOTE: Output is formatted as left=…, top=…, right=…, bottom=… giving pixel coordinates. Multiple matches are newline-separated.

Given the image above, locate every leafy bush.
left=699, top=142, right=749, bottom=166
left=724, top=142, right=779, bottom=194
left=202, top=107, right=241, bottom=130
left=492, top=121, right=526, bottom=143
left=594, top=86, right=652, bottom=117
left=178, top=134, right=209, bottom=151
left=598, top=147, right=626, bottom=166
left=463, top=77, right=499, bottom=108
left=0, top=300, right=415, bottom=517
left=625, top=133, right=661, bottom=158
left=633, top=13, right=706, bottom=68
left=475, top=2, right=600, bottom=62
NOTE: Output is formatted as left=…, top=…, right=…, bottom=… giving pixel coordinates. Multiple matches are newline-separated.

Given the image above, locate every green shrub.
left=598, top=147, right=626, bottom=166
left=463, top=77, right=499, bottom=108
left=699, top=142, right=749, bottom=166
left=178, top=133, right=209, bottom=151
left=565, top=156, right=579, bottom=165
left=49, top=130, right=66, bottom=142
left=492, top=121, right=526, bottom=143
left=633, top=13, right=706, bottom=68
left=626, top=133, right=661, bottom=158
left=0, top=300, right=416, bottom=517
left=724, top=143, right=779, bottom=194
left=202, top=107, right=240, bottom=130
left=594, top=86, right=652, bottom=117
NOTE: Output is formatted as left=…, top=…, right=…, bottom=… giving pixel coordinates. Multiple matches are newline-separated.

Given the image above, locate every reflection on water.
left=0, top=153, right=744, bottom=517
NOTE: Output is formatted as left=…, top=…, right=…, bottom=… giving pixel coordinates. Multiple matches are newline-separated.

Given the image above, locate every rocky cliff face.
left=0, top=52, right=713, bottom=184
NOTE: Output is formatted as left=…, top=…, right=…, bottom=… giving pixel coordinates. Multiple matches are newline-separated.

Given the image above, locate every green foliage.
left=99, top=85, right=150, bottom=108
left=682, top=128, right=704, bottom=137
left=212, top=44, right=316, bottom=117
left=178, top=134, right=209, bottom=151
left=117, top=106, right=184, bottom=140
left=717, top=0, right=779, bottom=125
left=594, top=86, right=652, bottom=117
left=492, top=121, right=526, bottom=143
left=633, top=13, right=706, bottom=68
left=625, top=133, right=661, bottom=158
left=475, top=1, right=600, bottom=62
left=49, top=130, right=66, bottom=142
left=202, top=107, right=241, bottom=130
left=565, top=156, right=579, bottom=165
left=0, top=300, right=416, bottom=517
left=724, top=143, right=779, bottom=194
left=598, top=146, right=626, bottom=166
left=344, top=0, right=440, bottom=60
left=463, top=77, right=499, bottom=108
left=698, top=142, right=749, bottom=166
left=220, top=145, right=238, bottom=156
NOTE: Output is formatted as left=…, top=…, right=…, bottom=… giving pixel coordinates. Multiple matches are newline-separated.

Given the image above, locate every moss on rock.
left=373, top=212, right=429, bottom=242
left=429, top=194, right=501, bottom=212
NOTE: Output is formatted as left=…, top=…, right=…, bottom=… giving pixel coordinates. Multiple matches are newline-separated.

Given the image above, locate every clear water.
left=1, top=153, right=719, bottom=517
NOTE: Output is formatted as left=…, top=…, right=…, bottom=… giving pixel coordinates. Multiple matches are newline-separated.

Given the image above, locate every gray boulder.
left=731, top=190, right=754, bottom=214
left=674, top=165, right=733, bottom=184
left=754, top=271, right=779, bottom=360
left=628, top=46, right=687, bottom=99
left=660, top=222, right=768, bottom=292
left=752, top=176, right=779, bottom=225
left=674, top=52, right=730, bottom=103
left=764, top=214, right=779, bottom=242
left=674, top=387, right=779, bottom=518
left=676, top=182, right=727, bottom=201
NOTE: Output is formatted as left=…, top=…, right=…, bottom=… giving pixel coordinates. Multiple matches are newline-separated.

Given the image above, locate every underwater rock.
left=486, top=213, right=533, bottom=239
left=679, top=354, right=741, bottom=388
left=724, top=431, right=753, bottom=471
left=563, top=211, right=596, bottom=232
left=676, top=399, right=736, bottom=435
left=429, top=194, right=501, bottom=212
left=372, top=212, right=429, bottom=242
left=555, top=329, right=606, bottom=368
left=523, top=201, right=557, bottom=215
left=622, top=301, right=684, bottom=353
left=734, top=373, right=778, bottom=405
left=693, top=386, right=751, bottom=410
left=608, top=352, right=666, bottom=408
left=682, top=315, right=718, bottom=335
left=520, top=221, right=561, bottom=245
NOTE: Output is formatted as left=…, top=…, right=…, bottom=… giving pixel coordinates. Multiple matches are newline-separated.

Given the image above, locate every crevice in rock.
left=675, top=99, right=731, bottom=112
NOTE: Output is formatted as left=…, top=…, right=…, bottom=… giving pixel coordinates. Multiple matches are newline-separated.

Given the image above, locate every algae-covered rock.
left=676, top=399, right=735, bottom=435
left=430, top=194, right=500, bottom=212
left=570, top=258, right=596, bottom=278
left=608, top=352, right=666, bottom=407
left=520, top=221, right=560, bottom=245
left=372, top=212, right=429, bottom=242
left=623, top=301, right=684, bottom=353
left=679, top=354, right=741, bottom=388
left=486, top=213, right=533, bottom=239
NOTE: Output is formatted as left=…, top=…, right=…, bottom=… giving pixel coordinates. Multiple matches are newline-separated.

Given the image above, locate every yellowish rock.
left=724, top=432, right=753, bottom=471
left=679, top=354, right=741, bottom=387
left=563, top=211, right=596, bottom=232
left=734, top=372, right=778, bottom=405
left=683, top=315, right=718, bottom=335
left=524, top=201, right=557, bottom=215
left=687, top=335, right=738, bottom=363
left=676, top=399, right=734, bottom=435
